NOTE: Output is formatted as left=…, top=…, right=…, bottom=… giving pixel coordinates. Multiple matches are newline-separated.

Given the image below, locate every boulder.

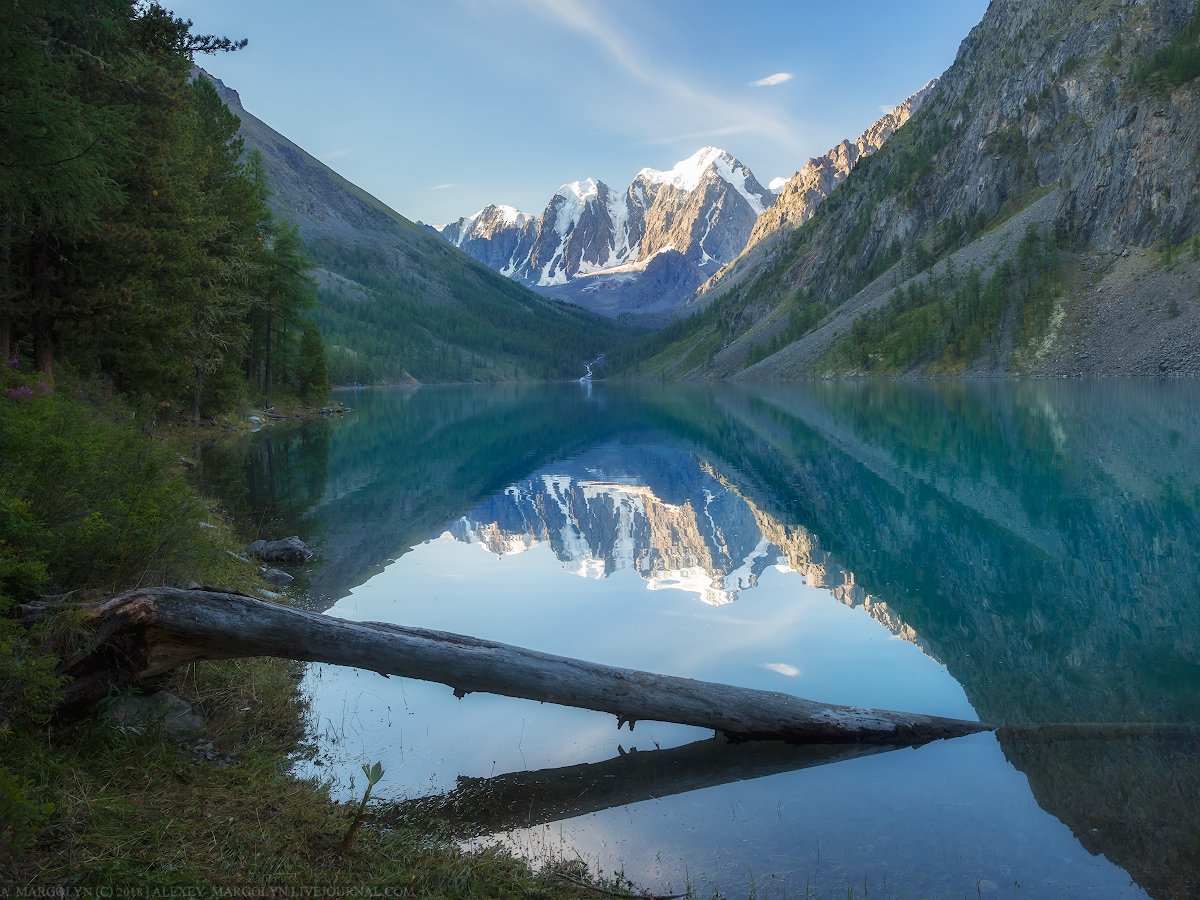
left=260, top=567, right=294, bottom=586
left=248, top=536, right=312, bottom=566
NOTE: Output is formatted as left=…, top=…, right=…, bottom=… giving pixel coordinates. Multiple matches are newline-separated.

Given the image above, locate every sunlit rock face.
left=741, top=80, right=939, bottom=258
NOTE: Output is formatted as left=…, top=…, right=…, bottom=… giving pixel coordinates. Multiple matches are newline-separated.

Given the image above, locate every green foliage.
left=244, top=204, right=319, bottom=401
left=0, top=389, right=202, bottom=593
left=297, top=320, right=329, bottom=401
left=1056, top=55, right=1082, bottom=79
left=824, top=224, right=1062, bottom=374
left=0, top=0, right=333, bottom=418
left=0, top=766, right=55, bottom=853
left=878, top=110, right=959, bottom=198
left=1130, top=10, right=1200, bottom=87
left=340, top=761, right=384, bottom=854
left=932, top=211, right=991, bottom=259
left=309, top=240, right=621, bottom=382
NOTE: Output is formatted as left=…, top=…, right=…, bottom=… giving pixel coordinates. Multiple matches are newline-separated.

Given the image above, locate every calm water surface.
left=203, top=381, right=1200, bottom=900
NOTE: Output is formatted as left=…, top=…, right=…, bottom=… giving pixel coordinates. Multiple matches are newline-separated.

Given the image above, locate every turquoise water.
left=203, top=381, right=1200, bottom=900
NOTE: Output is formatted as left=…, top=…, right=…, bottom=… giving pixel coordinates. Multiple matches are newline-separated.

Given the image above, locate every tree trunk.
left=264, top=310, right=272, bottom=400
left=192, top=365, right=202, bottom=426
left=1, top=215, right=11, bottom=364
left=34, top=314, right=53, bottom=375
left=24, top=587, right=992, bottom=744
left=32, top=235, right=53, bottom=375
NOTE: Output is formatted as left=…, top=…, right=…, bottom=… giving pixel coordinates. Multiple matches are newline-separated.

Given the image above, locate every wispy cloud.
left=430, top=183, right=456, bottom=190
left=641, top=124, right=750, bottom=147
left=321, top=149, right=352, bottom=160
left=510, top=0, right=804, bottom=153
left=878, top=103, right=897, bottom=114
left=762, top=663, right=801, bottom=677
left=750, top=72, right=792, bottom=87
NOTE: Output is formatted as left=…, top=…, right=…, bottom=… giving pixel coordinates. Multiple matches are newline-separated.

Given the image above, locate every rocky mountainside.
left=739, top=80, right=938, bottom=262
left=430, top=148, right=776, bottom=317
left=199, top=72, right=625, bottom=383
left=613, top=0, right=1200, bottom=379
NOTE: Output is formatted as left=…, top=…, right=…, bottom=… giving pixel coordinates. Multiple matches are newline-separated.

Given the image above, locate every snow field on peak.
left=637, top=146, right=768, bottom=214
left=637, top=146, right=728, bottom=193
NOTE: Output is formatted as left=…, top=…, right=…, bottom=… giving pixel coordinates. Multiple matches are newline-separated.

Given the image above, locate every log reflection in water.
left=382, top=734, right=904, bottom=837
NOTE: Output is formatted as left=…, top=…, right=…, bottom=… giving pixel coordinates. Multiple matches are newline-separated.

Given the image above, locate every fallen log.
left=23, top=587, right=991, bottom=743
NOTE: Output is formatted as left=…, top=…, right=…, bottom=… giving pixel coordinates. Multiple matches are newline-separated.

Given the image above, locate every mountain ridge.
left=430, top=147, right=776, bottom=317
left=610, top=0, right=1200, bottom=380
left=199, top=71, right=628, bottom=383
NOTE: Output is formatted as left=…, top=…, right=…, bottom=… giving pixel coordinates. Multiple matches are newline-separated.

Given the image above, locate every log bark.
left=24, top=587, right=992, bottom=744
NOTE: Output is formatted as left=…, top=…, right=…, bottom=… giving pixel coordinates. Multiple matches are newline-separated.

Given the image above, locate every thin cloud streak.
left=640, top=124, right=751, bottom=147
left=321, top=149, right=352, bottom=160
left=750, top=72, right=792, bottom=87
left=430, top=183, right=456, bottom=190
left=512, top=0, right=805, bottom=154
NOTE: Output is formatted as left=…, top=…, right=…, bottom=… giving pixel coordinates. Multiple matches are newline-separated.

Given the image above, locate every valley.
left=201, top=0, right=1199, bottom=384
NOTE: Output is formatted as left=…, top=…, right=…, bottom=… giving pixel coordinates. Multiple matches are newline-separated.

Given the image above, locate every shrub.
left=0, top=391, right=203, bottom=594
left=1131, top=11, right=1200, bottom=87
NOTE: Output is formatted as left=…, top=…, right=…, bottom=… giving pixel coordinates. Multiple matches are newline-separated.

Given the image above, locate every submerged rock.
left=260, top=567, right=294, bottom=586
left=109, top=692, right=204, bottom=739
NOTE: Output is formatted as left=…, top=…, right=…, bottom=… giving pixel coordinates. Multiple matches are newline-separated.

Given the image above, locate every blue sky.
left=173, top=0, right=989, bottom=225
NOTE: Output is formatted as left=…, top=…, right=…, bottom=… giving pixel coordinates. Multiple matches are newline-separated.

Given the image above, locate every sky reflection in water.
left=203, top=381, right=1200, bottom=900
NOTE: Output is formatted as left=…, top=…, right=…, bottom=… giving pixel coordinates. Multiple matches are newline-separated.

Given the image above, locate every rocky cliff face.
left=431, top=148, right=775, bottom=317
left=629, top=0, right=1200, bottom=378
left=740, top=80, right=938, bottom=258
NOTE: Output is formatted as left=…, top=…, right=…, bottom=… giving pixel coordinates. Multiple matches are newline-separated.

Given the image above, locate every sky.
left=171, top=0, right=990, bottom=226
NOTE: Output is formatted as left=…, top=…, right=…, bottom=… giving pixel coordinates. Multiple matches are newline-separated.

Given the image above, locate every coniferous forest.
left=2, top=0, right=327, bottom=418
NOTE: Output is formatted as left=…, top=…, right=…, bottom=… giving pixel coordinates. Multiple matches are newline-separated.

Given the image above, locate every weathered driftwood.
left=24, top=587, right=991, bottom=743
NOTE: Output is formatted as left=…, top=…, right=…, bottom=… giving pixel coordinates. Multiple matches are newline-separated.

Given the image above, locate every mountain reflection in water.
left=202, top=381, right=1200, bottom=900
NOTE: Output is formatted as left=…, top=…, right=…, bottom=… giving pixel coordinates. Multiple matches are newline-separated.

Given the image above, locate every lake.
left=202, top=380, right=1200, bottom=900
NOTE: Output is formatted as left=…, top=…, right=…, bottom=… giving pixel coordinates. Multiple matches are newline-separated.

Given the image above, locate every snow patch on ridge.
left=712, top=154, right=767, bottom=216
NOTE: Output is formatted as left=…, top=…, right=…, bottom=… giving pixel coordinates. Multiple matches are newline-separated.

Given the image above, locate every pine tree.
left=297, top=320, right=329, bottom=401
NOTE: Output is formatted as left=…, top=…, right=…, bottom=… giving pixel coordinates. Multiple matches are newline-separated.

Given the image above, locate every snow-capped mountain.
left=436, top=205, right=538, bottom=275
left=431, top=147, right=776, bottom=316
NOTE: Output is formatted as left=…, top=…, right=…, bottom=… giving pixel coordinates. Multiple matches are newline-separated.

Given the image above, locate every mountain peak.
left=637, top=146, right=730, bottom=193
left=434, top=146, right=775, bottom=315
left=557, top=178, right=602, bottom=201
